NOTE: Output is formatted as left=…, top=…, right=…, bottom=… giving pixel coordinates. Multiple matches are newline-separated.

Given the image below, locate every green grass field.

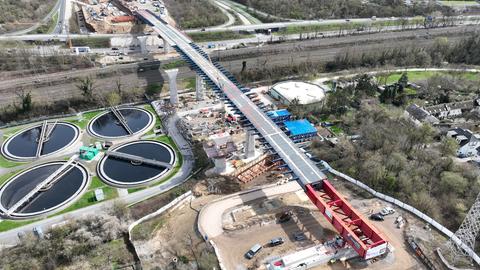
left=440, top=1, right=479, bottom=6
left=383, top=71, right=480, bottom=84
left=64, top=110, right=102, bottom=129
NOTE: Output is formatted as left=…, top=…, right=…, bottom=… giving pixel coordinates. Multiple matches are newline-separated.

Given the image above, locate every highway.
left=137, top=10, right=326, bottom=186
left=184, top=15, right=480, bottom=33
left=0, top=25, right=474, bottom=107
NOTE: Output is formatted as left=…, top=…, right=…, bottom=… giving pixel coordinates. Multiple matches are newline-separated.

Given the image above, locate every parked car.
left=33, top=226, right=44, bottom=239
left=369, top=214, right=384, bottom=221
left=380, top=207, right=395, bottom=216
left=293, top=231, right=306, bottom=241
left=278, top=211, right=292, bottom=223
left=269, top=237, right=284, bottom=247
left=245, top=244, right=262, bottom=259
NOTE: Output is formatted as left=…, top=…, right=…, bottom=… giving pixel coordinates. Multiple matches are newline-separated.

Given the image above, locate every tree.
left=440, top=137, right=458, bottom=156
left=16, top=90, right=33, bottom=113
left=145, top=83, right=162, bottom=96
left=106, top=92, right=121, bottom=107
left=77, top=77, right=95, bottom=100
left=115, top=79, right=123, bottom=97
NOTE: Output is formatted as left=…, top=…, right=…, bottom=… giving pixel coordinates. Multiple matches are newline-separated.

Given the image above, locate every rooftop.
left=284, top=120, right=317, bottom=136
left=271, top=81, right=325, bottom=105
left=267, top=109, right=291, bottom=118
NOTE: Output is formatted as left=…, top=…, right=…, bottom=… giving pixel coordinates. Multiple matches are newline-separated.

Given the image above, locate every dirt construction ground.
left=211, top=182, right=433, bottom=270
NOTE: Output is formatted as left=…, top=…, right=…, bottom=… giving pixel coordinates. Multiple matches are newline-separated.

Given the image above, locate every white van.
left=245, top=244, right=262, bottom=259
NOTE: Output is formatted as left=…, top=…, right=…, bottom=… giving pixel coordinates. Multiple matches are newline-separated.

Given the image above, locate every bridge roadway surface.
left=137, top=10, right=326, bottom=187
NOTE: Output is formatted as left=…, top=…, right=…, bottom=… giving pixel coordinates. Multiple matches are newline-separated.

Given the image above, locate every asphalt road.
left=0, top=25, right=475, bottom=108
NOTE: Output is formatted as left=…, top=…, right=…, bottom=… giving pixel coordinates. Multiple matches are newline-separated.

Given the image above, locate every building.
left=267, top=109, right=292, bottom=123
left=424, top=99, right=480, bottom=119
left=269, top=81, right=326, bottom=109
left=284, top=119, right=318, bottom=142
left=447, top=128, right=480, bottom=158
left=404, top=104, right=439, bottom=126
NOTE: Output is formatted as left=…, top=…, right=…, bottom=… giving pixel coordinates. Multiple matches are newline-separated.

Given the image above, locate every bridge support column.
left=245, top=130, right=256, bottom=159
left=196, top=74, right=205, bottom=101
left=163, top=38, right=171, bottom=54
left=214, top=158, right=227, bottom=174
left=138, top=36, right=148, bottom=54
left=165, top=69, right=179, bottom=105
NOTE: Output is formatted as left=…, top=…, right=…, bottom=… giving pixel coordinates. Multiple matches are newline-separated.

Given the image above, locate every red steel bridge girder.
left=305, top=180, right=388, bottom=259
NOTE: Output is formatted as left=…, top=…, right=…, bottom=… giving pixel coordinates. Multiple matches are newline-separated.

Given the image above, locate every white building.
left=269, top=81, right=326, bottom=109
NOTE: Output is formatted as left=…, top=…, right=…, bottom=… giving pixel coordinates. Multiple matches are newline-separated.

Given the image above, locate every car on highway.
left=369, top=213, right=384, bottom=221
left=111, top=47, right=119, bottom=51
left=245, top=244, right=262, bottom=259
left=269, top=237, right=284, bottom=247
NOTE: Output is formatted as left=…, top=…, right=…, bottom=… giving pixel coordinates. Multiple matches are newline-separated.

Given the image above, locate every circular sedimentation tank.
left=0, top=161, right=90, bottom=219
left=97, top=140, right=176, bottom=188
left=87, top=107, right=154, bottom=139
left=1, top=122, right=80, bottom=161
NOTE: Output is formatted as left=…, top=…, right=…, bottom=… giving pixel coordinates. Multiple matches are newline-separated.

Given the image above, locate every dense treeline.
left=233, top=0, right=453, bottom=20
left=312, top=104, right=479, bottom=230
left=163, top=0, right=227, bottom=29
left=0, top=213, right=134, bottom=269
left=326, top=35, right=480, bottom=71
left=0, top=0, right=56, bottom=33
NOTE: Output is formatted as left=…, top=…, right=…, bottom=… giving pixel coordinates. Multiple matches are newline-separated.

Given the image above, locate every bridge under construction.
left=135, top=9, right=388, bottom=259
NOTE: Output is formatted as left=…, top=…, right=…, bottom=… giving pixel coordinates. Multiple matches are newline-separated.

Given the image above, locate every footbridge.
left=104, top=150, right=173, bottom=169
left=135, top=9, right=388, bottom=259
left=110, top=106, right=133, bottom=135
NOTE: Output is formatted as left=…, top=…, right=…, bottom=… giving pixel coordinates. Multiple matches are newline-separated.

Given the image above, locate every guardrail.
left=320, top=161, right=480, bottom=266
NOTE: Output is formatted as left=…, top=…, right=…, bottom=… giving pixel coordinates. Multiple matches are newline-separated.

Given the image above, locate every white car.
left=380, top=207, right=395, bottom=216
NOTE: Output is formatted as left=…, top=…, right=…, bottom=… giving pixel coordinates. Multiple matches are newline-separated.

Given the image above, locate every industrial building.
left=284, top=119, right=318, bottom=142
left=269, top=81, right=326, bottom=109
left=267, top=109, right=292, bottom=123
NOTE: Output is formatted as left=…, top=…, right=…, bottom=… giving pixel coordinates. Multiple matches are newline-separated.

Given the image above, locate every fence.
left=320, top=161, right=480, bottom=265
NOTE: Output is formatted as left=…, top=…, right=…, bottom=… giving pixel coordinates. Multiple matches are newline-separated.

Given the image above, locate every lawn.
left=383, top=71, right=480, bottom=85
left=64, top=110, right=102, bottom=129
left=188, top=31, right=254, bottom=42
left=0, top=219, right=39, bottom=233
left=0, top=170, right=19, bottom=187
left=440, top=1, right=479, bottom=6
left=0, top=156, right=24, bottom=168
left=143, top=105, right=162, bottom=136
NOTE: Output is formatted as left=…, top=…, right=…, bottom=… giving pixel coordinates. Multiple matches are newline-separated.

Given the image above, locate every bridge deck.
left=105, top=150, right=173, bottom=169
left=136, top=10, right=325, bottom=188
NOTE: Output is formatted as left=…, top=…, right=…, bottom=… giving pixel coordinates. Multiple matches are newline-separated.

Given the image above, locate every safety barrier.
left=321, top=161, right=480, bottom=265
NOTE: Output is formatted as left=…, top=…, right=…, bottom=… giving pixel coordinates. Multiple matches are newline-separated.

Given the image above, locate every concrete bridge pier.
left=165, top=69, right=179, bottom=105
left=137, top=36, right=148, bottom=54
left=196, top=74, right=205, bottom=101
left=163, top=37, right=172, bottom=54
left=245, top=130, right=256, bottom=159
